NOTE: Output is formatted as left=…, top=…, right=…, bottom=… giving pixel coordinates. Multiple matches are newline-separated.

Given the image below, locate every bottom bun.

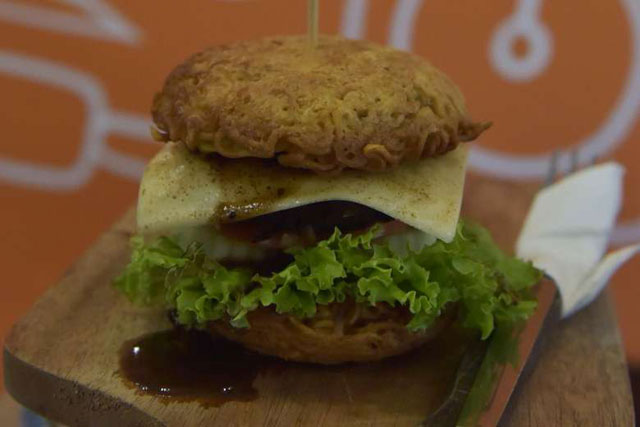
left=209, top=302, right=452, bottom=364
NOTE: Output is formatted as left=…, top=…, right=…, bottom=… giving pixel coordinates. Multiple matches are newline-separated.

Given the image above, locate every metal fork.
left=544, top=149, right=597, bottom=187
left=423, top=148, right=596, bottom=427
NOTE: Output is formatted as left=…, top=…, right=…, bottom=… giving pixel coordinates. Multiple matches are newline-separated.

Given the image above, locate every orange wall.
left=1, top=0, right=639, bottom=369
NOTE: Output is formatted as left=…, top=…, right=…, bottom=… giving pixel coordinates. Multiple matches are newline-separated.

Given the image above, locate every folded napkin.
left=516, top=163, right=640, bottom=317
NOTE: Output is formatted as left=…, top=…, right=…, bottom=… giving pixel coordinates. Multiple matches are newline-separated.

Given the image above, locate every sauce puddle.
left=119, top=329, right=276, bottom=406
left=119, top=326, right=473, bottom=413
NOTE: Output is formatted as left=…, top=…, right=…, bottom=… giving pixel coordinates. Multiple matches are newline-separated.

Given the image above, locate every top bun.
left=152, top=35, right=489, bottom=173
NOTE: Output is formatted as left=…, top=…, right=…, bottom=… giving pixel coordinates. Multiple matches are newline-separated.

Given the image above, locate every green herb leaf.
left=114, top=221, right=541, bottom=339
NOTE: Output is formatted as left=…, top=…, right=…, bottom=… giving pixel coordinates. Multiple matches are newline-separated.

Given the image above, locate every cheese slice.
left=137, top=142, right=468, bottom=243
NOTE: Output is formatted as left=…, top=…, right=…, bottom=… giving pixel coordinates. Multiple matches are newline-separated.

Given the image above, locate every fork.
left=544, top=149, right=598, bottom=187
left=423, top=148, right=596, bottom=427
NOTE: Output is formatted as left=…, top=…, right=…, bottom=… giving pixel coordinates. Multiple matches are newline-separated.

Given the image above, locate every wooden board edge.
left=2, top=199, right=635, bottom=426
left=499, top=291, right=635, bottom=426
left=3, top=346, right=162, bottom=427
left=4, top=207, right=136, bottom=352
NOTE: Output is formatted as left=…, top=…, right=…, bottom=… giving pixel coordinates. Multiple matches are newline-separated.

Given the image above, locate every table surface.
left=3, top=174, right=635, bottom=426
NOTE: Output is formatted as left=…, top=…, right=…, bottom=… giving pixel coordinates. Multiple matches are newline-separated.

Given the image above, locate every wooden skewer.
left=308, top=0, right=319, bottom=46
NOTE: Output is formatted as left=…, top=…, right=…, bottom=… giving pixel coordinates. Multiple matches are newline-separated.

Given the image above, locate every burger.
left=115, top=36, right=540, bottom=364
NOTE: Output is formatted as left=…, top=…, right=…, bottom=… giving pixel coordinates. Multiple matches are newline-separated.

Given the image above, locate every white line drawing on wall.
left=0, top=0, right=141, bottom=45
left=474, top=0, right=640, bottom=244
left=388, top=0, right=423, bottom=51
left=341, top=0, right=368, bottom=40
left=489, top=0, right=553, bottom=82
left=0, top=51, right=151, bottom=190
left=340, top=0, right=426, bottom=50
left=471, top=0, right=640, bottom=181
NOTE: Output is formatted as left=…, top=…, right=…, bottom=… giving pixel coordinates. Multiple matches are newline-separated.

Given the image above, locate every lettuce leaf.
left=114, top=221, right=541, bottom=338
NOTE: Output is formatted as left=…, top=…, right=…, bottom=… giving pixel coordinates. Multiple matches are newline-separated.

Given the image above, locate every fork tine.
left=569, top=149, right=579, bottom=173
left=544, top=150, right=560, bottom=187
left=544, top=149, right=596, bottom=188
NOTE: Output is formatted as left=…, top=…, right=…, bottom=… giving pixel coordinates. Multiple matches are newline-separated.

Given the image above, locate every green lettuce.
left=114, top=221, right=541, bottom=338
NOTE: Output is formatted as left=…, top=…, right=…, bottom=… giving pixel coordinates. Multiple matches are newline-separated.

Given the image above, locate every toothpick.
left=308, top=0, right=319, bottom=46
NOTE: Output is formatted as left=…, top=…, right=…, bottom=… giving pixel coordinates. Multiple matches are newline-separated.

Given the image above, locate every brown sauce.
left=118, top=325, right=474, bottom=412
left=208, top=155, right=305, bottom=223
left=118, top=329, right=275, bottom=406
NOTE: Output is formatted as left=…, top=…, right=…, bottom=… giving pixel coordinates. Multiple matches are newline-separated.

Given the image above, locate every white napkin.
left=516, top=163, right=640, bottom=317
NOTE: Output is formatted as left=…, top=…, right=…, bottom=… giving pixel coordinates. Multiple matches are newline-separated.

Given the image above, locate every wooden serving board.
left=3, top=175, right=635, bottom=426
